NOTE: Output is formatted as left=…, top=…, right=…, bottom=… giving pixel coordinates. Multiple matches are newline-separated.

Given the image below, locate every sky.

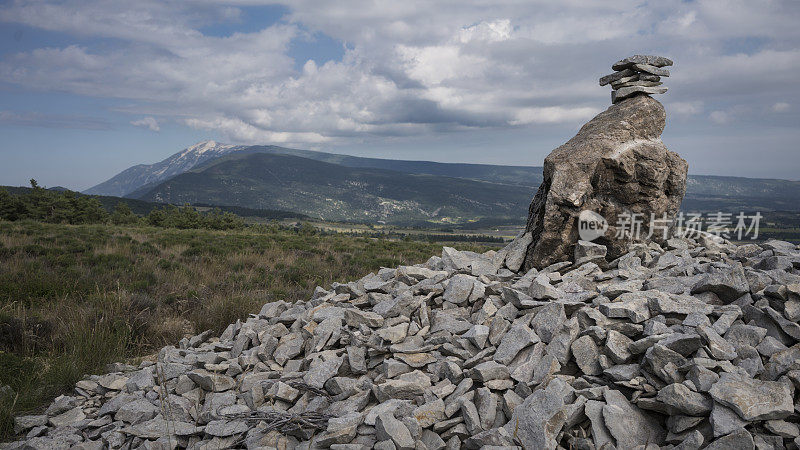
left=0, top=0, right=799, bottom=191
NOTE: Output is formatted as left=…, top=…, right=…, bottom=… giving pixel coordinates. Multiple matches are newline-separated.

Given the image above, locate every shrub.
left=145, top=205, right=246, bottom=230
left=110, top=202, right=139, bottom=225
left=0, top=181, right=108, bottom=224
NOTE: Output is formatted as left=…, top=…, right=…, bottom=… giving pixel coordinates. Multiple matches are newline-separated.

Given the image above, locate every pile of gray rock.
left=7, top=233, right=800, bottom=449
left=600, top=55, right=672, bottom=104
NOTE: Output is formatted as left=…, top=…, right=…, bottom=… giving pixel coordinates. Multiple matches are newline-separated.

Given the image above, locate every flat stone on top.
left=612, top=55, right=673, bottom=71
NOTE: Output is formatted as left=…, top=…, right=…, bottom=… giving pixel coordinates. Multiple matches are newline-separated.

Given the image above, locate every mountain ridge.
left=84, top=141, right=245, bottom=197
left=85, top=141, right=547, bottom=197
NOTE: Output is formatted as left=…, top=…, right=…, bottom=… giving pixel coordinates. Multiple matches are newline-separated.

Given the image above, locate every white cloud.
left=1, top=0, right=799, bottom=146
left=669, top=101, right=703, bottom=116
left=0, top=0, right=235, bottom=47
left=458, top=19, right=513, bottom=43
left=709, top=105, right=750, bottom=124
left=511, top=106, right=600, bottom=126
left=130, top=117, right=160, bottom=131
left=709, top=110, right=731, bottom=124
left=185, top=116, right=330, bottom=144
left=772, top=102, right=791, bottom=112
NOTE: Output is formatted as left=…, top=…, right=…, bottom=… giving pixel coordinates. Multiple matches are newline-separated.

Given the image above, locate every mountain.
left=236, top=145, right=544, bottom=188
left=132, top=152, right=531, bottom=224
left=85, top=141, right=245, bottom=197
left=85, top=141, right=544, bottom=197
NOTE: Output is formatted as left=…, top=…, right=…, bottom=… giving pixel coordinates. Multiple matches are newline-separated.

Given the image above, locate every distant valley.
left=85, top=141, right=800, bottom=226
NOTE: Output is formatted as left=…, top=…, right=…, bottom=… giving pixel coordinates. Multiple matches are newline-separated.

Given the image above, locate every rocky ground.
left=6, top=233, right=800, bottom=449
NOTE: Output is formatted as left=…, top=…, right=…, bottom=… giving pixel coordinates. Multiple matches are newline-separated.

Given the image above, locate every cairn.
left=599, top=54, right=672, bottom=104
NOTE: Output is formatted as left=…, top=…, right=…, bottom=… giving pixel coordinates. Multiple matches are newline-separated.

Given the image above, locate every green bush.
left=145, top=205, right=246, bottom=230
left=0, top=182, right=248, bottom=232
left=0, top=181, right=108, bottom=224
left=110, top=202, right=139, bottom=225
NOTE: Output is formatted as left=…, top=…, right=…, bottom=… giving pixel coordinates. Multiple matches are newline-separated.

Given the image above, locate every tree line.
left=0, top=180, right=246, bottom=230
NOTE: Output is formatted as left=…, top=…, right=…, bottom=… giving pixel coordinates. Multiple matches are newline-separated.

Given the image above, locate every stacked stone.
left=600, top=54, right=672, bottom=104
left=8, top=234, right=800, bottom=449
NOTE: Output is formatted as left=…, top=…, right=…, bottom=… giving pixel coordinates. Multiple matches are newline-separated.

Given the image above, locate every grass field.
left=0, top=220, right=491, bottom=439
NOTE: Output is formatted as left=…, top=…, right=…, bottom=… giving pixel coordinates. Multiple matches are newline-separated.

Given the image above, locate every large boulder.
left=521, top=95, right=687, bottom=269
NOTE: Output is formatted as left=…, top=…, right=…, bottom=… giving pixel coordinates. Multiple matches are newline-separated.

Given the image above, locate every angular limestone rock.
left=603, top=389, right=666, bottom=447
left=520, top=95, right=687, bottom=269
left=504, top=378, right=574, bottom=449
left=708, top=373, right=794, bottom=421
